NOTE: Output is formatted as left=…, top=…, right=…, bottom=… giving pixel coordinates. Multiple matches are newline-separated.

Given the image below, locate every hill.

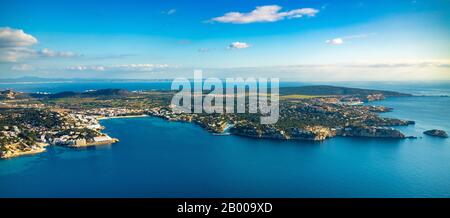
left=279, top=85, right=411, bottom=97
left=30, top=89, right=133, bottom=99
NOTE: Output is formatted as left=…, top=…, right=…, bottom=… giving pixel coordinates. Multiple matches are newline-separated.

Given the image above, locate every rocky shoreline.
left=228, top=124, right=411, bottom=141
left=0, top=142, right=48, bottom=159
left=149, top=111, right=416, bottom=141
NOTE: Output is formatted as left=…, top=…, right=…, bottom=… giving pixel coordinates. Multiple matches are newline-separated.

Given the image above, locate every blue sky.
left=0, top=0, right=449, bottom=81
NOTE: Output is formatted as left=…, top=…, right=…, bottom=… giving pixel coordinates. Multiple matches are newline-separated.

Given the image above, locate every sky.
left=0, top=0, right=449, bottom=81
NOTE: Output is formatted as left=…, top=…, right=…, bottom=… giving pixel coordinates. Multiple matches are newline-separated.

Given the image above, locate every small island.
left=424, top=129, right=448, bottom=138
left=1, top=85, right=420, bottom=159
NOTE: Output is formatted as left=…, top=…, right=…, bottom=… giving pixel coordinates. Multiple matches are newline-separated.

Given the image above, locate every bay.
left=0, top=82, right=449, bottom=197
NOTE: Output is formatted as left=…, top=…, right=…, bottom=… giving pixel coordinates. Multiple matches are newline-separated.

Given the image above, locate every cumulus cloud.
left=211, top=5, right=319, bottom=24
left=326, top=38, right=344, bottom=45
left=0, top=27, right=78, bottom=62
left=0, top=27, right=38, bottom=48
left=228, top=42, right=250, bottom=49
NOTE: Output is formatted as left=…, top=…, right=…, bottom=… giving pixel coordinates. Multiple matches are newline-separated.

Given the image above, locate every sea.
left=0, top=81, right=449, bottom=197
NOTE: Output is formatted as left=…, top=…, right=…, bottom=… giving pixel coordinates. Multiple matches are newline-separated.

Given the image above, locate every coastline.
left=0, top=142, right=48, bottom=159
left=0, top=114, right=141, bottom=159
left=1, top=93, right=449, bottom=198
left=97, top=114, right=149, bottom=120
left=1, top=88, right=447, bottom=160
left=67, top=138, right=119, bottom=148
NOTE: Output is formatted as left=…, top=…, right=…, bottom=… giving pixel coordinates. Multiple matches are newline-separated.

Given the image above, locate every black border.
left=1, top=198, right=449, bottom=216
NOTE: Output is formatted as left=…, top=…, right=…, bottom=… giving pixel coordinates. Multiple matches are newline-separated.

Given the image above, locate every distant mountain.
left=279, top=85, right=411, bottom=97
left=6, top=85, right=411, bottom=100
left=30, top=89, right=133, bottom=99
left=84, top=89, right=132, bottom=97
left=0, top=77, right=69, bottom=83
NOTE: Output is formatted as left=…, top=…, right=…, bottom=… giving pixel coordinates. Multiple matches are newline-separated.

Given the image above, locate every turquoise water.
left=0, top=82, right=449, bottom=197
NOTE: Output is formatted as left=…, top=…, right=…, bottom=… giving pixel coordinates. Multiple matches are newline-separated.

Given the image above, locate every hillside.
left=279, top=85, right=411, bottom=97
left=30, top=89, right=133, bottom=99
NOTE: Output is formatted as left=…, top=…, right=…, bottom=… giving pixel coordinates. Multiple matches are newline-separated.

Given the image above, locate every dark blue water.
left=1, top=80, right=449, bottom=96
left=0, top=83, right=449, bottom=197
left=323, top=81, right=450, bottom=96
left=0, top=81, right=175, bottom=93
left=0, top=81, right=311, bottom=93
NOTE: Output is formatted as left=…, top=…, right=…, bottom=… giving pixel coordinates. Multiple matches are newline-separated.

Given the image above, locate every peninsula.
left=0, top=85, right=419, bottom=159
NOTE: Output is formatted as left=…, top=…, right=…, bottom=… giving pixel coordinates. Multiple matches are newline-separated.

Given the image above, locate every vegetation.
left=279, top=85, right=411, bottom=97
left=280, top=94, right=323, bottom=100
left=0, top=108, right=62, bottom=128
left=1, top=85, right=415, bottom=152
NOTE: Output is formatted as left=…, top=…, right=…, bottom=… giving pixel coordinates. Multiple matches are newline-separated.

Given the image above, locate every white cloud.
left=38, top=48, right=78, bottom=58
left=211, top=5, right=318, bottom=24
left=325, top=38, right=344, bottom=45
left=202, top=61, right=450, bottom=81
left=66, top=65, right=105, bottom=71
left=66, top=64, right=170, bottom=72
left=228, top=42, right=250, bottom=49
left=0, top=27, right=38, bottom=48
left=0, top=47, right=78, bottom=62
left=0, top=27, right=79, bottom=62
left=11, top=64, right=33, bottom=71
left=162, top=8, right=177, bottom=15
left=326, top=33, right=374, bottom=46
left=113, top=64, right=170, bottom=71
left=344, top=33, right=373, bottom=40
left=0, top=47, right=36, bottom=62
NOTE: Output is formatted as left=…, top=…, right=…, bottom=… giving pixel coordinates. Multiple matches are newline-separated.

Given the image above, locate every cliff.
left=338, top=126, right=405, bottom=138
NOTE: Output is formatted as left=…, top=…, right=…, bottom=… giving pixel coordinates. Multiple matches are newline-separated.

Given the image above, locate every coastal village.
left=0, top=86, right=447, bottom=159
left=0, top=108, right=118, bottom=158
